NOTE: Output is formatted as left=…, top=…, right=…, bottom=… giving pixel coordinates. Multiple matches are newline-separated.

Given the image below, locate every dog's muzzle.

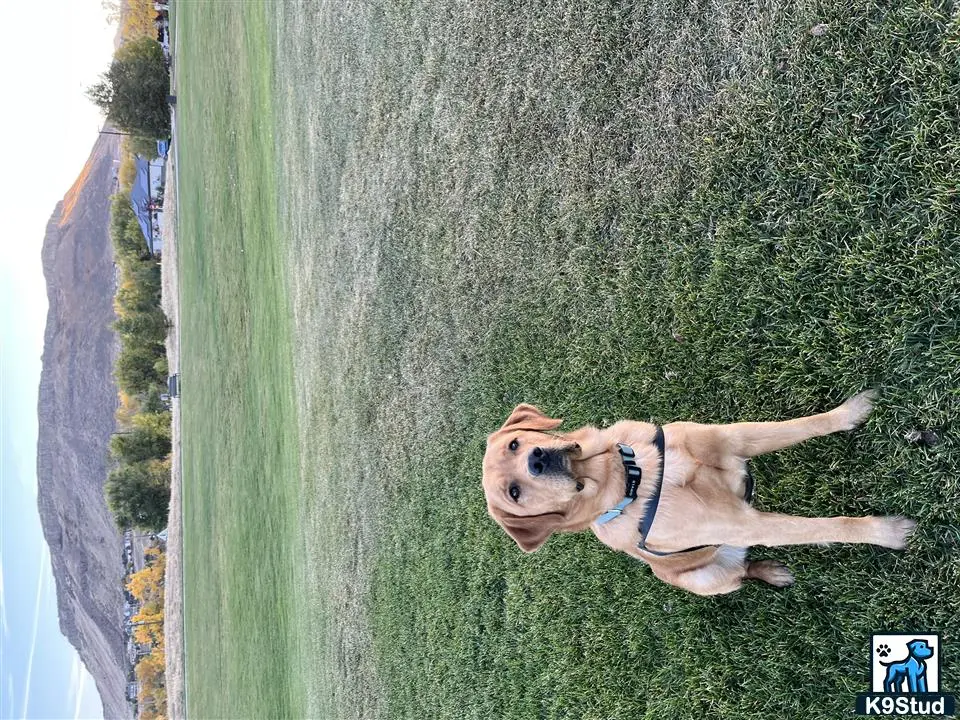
left=527, top=447, right=568, bottom=477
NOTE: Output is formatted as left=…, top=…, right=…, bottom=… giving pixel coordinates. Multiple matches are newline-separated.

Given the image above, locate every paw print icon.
left=876, top=643, right=891, bottom=658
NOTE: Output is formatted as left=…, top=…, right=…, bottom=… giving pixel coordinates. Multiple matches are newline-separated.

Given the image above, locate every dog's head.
left=907, top=639, right=935, bottom=660
left=482, top=404, right=591, bottom=552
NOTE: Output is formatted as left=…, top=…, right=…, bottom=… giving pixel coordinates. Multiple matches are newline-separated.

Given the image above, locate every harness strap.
left=638, top=426, right=711, bottom=556
left=638, top=430, right=756, bottom=556
left=596, top=426, right=753, bottom=557
left=637, top=426, right=665, bottom=543
left=743, top=465, right=755, bottom=504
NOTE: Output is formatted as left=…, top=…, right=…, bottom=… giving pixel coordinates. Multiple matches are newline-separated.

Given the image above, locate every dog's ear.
left=497, top=404, right=563, bottom=434
left=490, top=509, right=567, bottom=552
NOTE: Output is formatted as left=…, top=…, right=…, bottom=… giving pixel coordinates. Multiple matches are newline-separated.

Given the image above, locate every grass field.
left=176, top=5, right=306, bottom=717
left=176, top=0, right=960, bottom=718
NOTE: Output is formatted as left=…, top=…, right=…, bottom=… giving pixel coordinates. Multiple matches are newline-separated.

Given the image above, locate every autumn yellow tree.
left=120, top=0, right=157, bottom=41
left=136, top=648, right=167, bottom=718
left=126, top=551, right=166, bottom=650
left=127, top=548, right=168, bottom=716
left=128, top=548, right=166, bottom=604
left=132, top=606, right=164, bottom=648
left=116, top=390, right=138, bottom=426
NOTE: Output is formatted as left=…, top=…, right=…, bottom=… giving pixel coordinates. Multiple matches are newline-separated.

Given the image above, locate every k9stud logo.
left=856, top=633, right=956, bottom=716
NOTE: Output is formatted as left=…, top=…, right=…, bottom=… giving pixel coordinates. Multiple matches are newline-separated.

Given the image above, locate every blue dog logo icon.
left=881, top=638, right=935, bottom=693
left=856, top=633, right=956, bottom=716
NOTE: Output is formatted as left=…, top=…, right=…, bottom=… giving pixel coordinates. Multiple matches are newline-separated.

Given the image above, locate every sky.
left=0, top=2, right=120, bottom=718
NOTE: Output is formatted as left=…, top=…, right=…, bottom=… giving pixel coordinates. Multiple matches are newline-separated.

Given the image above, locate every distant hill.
left=37, top=132, right=133, bottom=720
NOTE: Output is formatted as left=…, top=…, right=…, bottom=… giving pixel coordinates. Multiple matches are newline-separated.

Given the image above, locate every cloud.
left=20, top=544, right=47, bottom=720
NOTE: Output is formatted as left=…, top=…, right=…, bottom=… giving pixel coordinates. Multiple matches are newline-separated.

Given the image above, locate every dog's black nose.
left=527, top=448, right=549, bottom=477
left=528, top=448, right=545, bottom=476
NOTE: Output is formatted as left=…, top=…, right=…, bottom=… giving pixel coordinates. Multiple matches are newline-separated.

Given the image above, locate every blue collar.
left=595, top=443, right=643, bottom=525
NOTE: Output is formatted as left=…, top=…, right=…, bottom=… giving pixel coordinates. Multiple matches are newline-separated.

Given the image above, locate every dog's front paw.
left=875, top=516, right=917, bottom=549
left=835, top=389, right=878, bottom=431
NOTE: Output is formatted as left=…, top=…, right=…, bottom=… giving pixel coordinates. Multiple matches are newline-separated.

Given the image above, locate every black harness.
left=611, top=427, right=755, bottom=556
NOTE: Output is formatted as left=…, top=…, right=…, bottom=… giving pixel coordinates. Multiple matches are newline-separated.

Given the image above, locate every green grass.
left=177, top=0, right=960, bottom=718
left=176, top=3, right=305, bottom=717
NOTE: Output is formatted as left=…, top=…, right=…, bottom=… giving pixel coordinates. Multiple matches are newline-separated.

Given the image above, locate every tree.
left=127, top=549, right=166, bottom=606
left=136, top=650, right=167, bottom=718
left=101, top=0, right=121, bottom=25
left=127, top=548, right=167, bottom=717
left=115, top=264, right=162, bottom=316
left=131, top=606, right=164, bottom=647
left=130, top=261, right=163, bottom=300
left=110, top=194, right=151, bottom=261
left=114, top=309, right=169, bottom=347
left=110, top=416, right=171, bottom=464
left=115, top=344, right=164, bottom=395
left=105, top=460, right=170, bottom=531
left=135, top=411, right=171, bottom=440
left=87, top=37, right=170, bottom=138
left=129, top=134, right=161, bottom=159
left=140, top=386, right=167, bottom=414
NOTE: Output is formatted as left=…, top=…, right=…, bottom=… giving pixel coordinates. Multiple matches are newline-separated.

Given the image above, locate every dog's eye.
left=509, top=484, right=521, bottom=501
left=509, top=439, right=519, bottom=452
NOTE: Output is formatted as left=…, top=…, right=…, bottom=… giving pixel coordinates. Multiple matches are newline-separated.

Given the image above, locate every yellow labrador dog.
left=482, top=392, right=915, bottom=595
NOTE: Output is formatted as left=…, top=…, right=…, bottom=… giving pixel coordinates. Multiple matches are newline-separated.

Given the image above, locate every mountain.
left=36, top=132, right=133, bottom=720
